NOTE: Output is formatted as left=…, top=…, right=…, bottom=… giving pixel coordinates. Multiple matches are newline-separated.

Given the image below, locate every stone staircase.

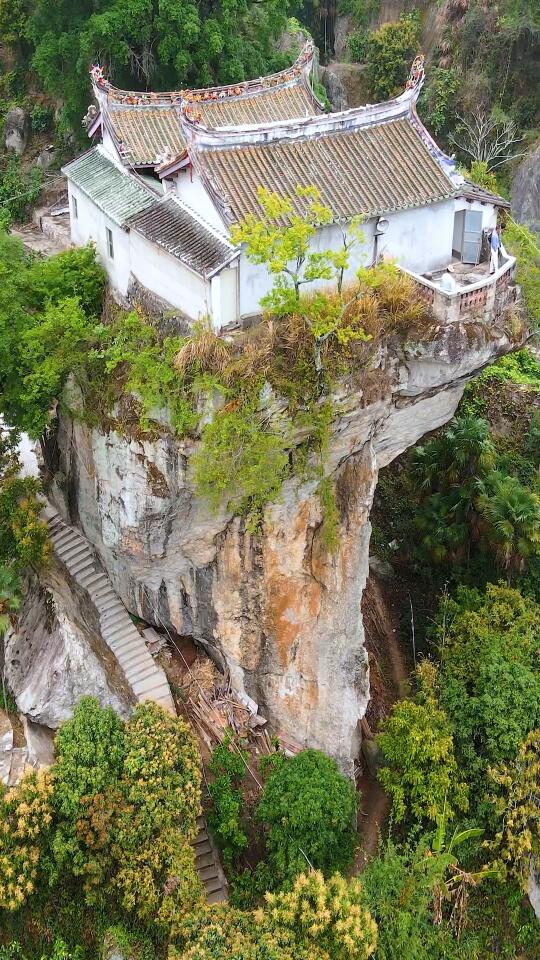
left=40, top=504, right=228, bottom=902
left=193, top=813, right=229, bottom=904
left=42, top=504, right=175, bottom=713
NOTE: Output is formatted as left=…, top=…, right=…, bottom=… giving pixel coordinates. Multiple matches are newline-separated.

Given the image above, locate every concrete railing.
left=398, top=255, right=518, bottom=324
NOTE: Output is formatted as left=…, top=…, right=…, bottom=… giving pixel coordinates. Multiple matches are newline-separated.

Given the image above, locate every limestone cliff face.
left=47, top=322, right=522, bottom=769
left=5, top=556, right=134, bottom=728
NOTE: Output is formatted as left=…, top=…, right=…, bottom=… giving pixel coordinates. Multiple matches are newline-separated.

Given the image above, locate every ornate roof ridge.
left=180, top=55, right=426, bottom=149
left=89, top=40, right=316, bottom=111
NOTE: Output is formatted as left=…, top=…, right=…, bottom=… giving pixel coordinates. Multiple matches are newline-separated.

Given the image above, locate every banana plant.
left=415, top=802, right=499, bottom=937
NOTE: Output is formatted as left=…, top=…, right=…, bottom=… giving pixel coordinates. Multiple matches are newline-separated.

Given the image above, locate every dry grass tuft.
left=174, top=318, right=232, bottom=374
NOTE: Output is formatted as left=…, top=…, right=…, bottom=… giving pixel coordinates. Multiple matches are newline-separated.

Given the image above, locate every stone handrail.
left=398, top=255, right=517, bottom=324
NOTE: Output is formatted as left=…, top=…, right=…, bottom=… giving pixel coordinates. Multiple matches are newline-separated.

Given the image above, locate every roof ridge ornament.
left=405, top=55, right=425, bottom=93
left=88, top=39, right=315, bottom=110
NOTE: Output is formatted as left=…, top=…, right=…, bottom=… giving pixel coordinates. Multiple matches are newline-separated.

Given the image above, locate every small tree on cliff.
left=256, top=749, right=357, bottom=886
left=231, top=185, right=370, bottom=372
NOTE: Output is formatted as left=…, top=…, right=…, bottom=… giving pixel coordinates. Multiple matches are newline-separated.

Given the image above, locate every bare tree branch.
left=449, top=111, right=525, bottom=171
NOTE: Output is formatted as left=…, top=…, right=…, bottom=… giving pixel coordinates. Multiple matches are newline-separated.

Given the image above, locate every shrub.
left=436, top=584, right=540, bottom=820
left=192, top=397, right=290, bottom=526
left=489, top=729, right=540, bottom=890
left=0, top=157, right=42, bottom=224
left=377, top=662, right=469, bottom=826
left=173, top=870, right=377, bottom=960
left=256, top=749, right=357, bottom=885
left=208, top=735, right=249, bottom=869
left=366, top=14, right=421, bottom=100
left=503, top=218, right=540, bottom=330
left=27, top=244, right=106, bottom=316
left=0, top=769, right=54, bottom=911
left=29, top=103, right=53, bottom=132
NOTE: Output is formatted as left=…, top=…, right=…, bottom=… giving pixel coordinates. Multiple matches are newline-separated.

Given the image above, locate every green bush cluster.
left=207, top=736, right=249, bottom=869
left=0, top=698, right=202, bottom=947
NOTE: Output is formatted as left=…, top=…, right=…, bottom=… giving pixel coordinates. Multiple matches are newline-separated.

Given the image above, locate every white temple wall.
left=380, top=200, right=455, bottom=273
left=67, top=184, right=132, bottom=295
left=238, top=199, right=456, bottom=318
left=173, top=170, right=228, bottom=233
left=130, top=231, right=211, bottom=321
left=454, top=196, right=497, bottom=231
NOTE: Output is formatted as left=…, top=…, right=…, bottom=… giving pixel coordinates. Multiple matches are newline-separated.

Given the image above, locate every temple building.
left=63, top=42, right=514, bottom=329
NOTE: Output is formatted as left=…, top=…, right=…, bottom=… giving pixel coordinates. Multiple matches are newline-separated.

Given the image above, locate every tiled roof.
left=456, top=180, right=511, bottom=209
left=62, top=148, right=155, bottom=226
left=103, top=83, right=320, bottom=167
left=196, top=84, right=319, bottom=127
left=128, top=196, right=238, bottom=277
left=194, top=117, right=456, bottom=224
left=108, top=107, right=186, bottom=166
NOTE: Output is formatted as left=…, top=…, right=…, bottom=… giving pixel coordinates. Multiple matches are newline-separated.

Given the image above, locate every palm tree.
left=409, top=415, right=495, bottom=495
left=477, top=472, right=540, bottom=580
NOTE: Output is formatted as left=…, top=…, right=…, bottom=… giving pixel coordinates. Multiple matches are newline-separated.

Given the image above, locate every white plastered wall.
left=174, top=169, right=228, bottom=233
left=130, top=231, right=211, bottom=321
left=239, top=198, right=457, bottom=318
left=67, top=183, right=132, bottom=295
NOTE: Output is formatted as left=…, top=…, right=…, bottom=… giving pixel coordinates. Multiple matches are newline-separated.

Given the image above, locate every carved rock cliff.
left=45, top=321, right=523, bottom=770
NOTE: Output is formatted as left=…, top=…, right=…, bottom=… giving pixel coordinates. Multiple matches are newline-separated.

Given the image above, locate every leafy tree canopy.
left=256, top=749, right=357, bottom=886
left=22, top=0, right=292, bottom=132
left=377, top=661, right=469, bottom=827
left=435, top=584, right=540, bottom=818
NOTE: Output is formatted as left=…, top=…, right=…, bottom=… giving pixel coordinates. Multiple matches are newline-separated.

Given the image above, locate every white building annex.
left=63, top=42, right=515, bottom=330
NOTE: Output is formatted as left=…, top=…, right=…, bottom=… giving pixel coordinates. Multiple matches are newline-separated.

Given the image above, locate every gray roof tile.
left=195, top=117, right=456, bottom=224
left=62, top=148, right=155, bottom=226
left=128, top=196, right=237, bottom=277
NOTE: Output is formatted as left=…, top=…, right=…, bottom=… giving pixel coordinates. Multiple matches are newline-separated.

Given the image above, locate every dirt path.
left=354, top=572, right=411, bottom=869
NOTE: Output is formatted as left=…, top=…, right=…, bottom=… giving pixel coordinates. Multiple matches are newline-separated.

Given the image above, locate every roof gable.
left=88, top=41, right=322, bottom=169
left=62, top=148, right=155, bottom=226
left=128, top=196, right=238, bottom=278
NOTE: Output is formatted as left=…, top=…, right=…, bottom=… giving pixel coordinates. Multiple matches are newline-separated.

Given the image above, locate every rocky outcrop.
left=320, top=67, right=348, bottom=111
left=4, top=553, right=133, bottom=729
left=47, top=320, right=524, bottom=771
left=4, top=106, right=29, bottom=155
left=529, top=860, right=540, bottom=922
left=512, top=142, right=540, bottom=240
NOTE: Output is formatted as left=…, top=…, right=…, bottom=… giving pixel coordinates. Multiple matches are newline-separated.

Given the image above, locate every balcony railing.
left=398, top=254, right=518, bottom=325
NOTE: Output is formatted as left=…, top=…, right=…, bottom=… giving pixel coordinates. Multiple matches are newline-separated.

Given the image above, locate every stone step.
left=43, top=509, right=175, bottom=706
left=68, top=558, right=95, bottom=577
left=199, top=864, right=221, bottom=883
left=204, top=875, right=225, bottom=895
left=207, top=888, right=228, bottom=904
left=194, top=838, right=213, bottom=857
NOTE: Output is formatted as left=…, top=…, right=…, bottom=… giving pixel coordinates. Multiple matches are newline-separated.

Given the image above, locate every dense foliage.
left=0, top=699, right=202, bottom=951
left=256, top=749, right=357, bottom=885
left=207, top=735, right=249, bottom=869
left=377, top=662, right=468, bottom=826
left=434, top=585, right=540, bottom=823
left=173, top=870, right=378, bottom=960
left=0, top=0, right=293, bottom=136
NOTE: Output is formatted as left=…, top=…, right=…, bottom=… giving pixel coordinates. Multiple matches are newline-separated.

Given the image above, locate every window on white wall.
left=72, top=195, right=78, bottom=219
left=106, top=227, right=114, bottom=260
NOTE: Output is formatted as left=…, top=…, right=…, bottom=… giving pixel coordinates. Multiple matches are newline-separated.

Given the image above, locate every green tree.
left=436, top=584, right=540, bottom=819
left=231, top=185, right=369, bottom=372
left=488, top=729, right=540, bottom=890
left=377, top=662, right=469, bottom=827
left=256, top=749, right=357, bottom=886
left=477, top=471, right=540, bottom=580
left=207, top=735, right=249, bottom=869
left=26, top=0, right=291, bottom=133
left=366, top=13, right=420, bottom=100
left=172, top=870, right=377, bottom=960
